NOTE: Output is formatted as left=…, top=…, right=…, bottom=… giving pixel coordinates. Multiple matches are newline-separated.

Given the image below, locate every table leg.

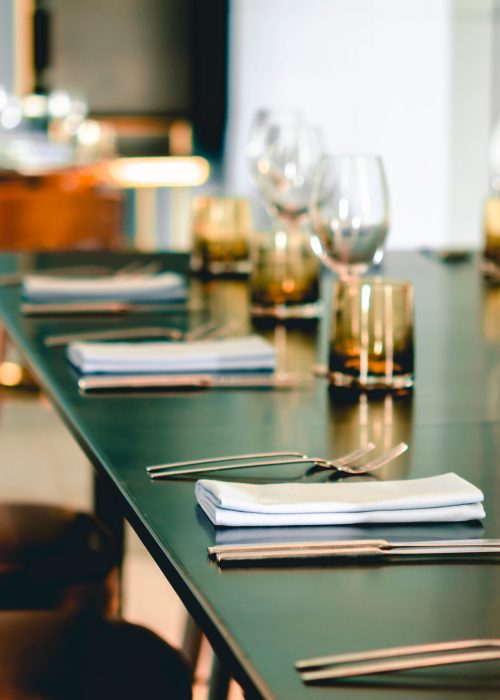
left=181, top=613, right=203, bottom=668
left=208, top=654, right=231, bottom=700
left=93, top=471, right=125, bottom=601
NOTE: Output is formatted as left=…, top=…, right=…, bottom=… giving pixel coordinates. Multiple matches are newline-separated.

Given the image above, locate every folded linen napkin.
left=22, top=272, right=186, bottom=302
left=67, top=335, right=276, bottom=375
left=195, top=474, right=485, bottom=527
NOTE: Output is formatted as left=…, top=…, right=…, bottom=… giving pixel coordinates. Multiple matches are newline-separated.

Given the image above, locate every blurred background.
left=0, top=0, right=498, bottom=253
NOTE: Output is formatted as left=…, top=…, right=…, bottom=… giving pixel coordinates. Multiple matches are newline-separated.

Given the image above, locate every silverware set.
left=43, top=319, right=240, bottom=347
left=146, top=442, right=407, bottom=479
left=295, top=638, right=500, bottom=683
left=78, top=372, right=301, bottom=394
left=0, top=260, right=162, bottom=287
left=208, top=538, right=500, bottom=566
left=21, top=300, right=205, bottom=316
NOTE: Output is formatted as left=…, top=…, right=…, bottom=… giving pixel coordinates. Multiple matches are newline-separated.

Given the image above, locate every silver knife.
left=21, top=301, right=203, bottom=316
left=215, top=544, right=500, bottom=565
left=78, top=372, right=302, bottom=393
left=208, top=538, right=500, bottom=557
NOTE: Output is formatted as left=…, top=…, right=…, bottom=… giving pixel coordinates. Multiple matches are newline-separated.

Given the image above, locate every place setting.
left=18, top=259, right=300, bottom=393
left=68, top=333, right=296, bottom=393
left=144, top=437, right=496, bottom=568
left=18, top=260, right=204, bottom=316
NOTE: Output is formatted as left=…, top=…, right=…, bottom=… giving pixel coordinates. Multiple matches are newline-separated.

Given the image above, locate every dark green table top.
left=0, top=250, right=499, bottom=699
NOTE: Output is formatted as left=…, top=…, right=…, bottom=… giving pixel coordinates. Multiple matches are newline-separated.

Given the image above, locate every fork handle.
left=146, top=451, right=305, bottom=473
left=44, top=326, right=183, bottom=346
left=300, top=649, right=500, bottom=682
left=296, top=637, right=500, bottom=670
left=149, top=457, right=313, bottom=479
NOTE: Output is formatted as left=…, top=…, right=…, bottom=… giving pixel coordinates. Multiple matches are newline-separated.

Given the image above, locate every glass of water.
left=310, top=154, right=390, bottom=278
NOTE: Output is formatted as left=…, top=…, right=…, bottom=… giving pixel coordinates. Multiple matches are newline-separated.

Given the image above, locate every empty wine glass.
left=310, top=154, right=390, bottom=278
left=246, top=109, right=272, bottom=186
left=246, top=109, right=303, bottom=186
left=256, top=121, right=324, bottom=224
left=249, top=119, right=324, bottom=319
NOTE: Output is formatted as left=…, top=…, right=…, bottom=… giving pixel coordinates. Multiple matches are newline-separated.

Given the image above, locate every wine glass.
left=255, top=120, right=324, bottom=224
left=248, top=120, right=324, bottom=318
left=246, top=109, right=272, bottom=185
left=246, top=109, right=303, bottom=186
left=310, top=154, right=390, bottom=278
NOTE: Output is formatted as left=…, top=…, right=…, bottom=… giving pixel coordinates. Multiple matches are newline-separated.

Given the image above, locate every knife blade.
left=214, top=544, right=500, bottom=566
left=78, top=372, right=302, bottom=393
left=208, top=538, right=500, bottom=557
left=21, top=301, right=203, bottom=316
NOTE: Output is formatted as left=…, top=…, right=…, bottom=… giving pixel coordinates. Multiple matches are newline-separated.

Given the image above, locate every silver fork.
left=43, top=319, right=232, bottom=347
left=44, top=326, right=183, bottom=347
left=146, top=442, right=405, bottom=479
left=112, top=261, right=162, bottom=277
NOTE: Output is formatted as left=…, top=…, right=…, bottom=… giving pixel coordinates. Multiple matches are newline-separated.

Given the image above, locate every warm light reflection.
left=0, top=99, right=22, bottom=129
left=47, top=90, right=72, bottom=118
left=0, top=361, right=23, bottom=386
left=77, top=120, right=102, bottom=146
left=21, top=94, right=48, bottom=118
left=103, top=157, right=210, bottom=188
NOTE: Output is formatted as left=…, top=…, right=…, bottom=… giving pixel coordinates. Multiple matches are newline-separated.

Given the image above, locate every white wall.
left=0, top=0, right=15, bottom=91
left=225, top=0, right=494, bottom=249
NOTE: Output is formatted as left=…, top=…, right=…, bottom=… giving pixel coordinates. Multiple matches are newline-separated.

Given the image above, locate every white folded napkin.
left=195, top=473, right=485, bottom=527
left=22, top=272, right=186, bottom=302
left=67, top=335, right=276, bottom=375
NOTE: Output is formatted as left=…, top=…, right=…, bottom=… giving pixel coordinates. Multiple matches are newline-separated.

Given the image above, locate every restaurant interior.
left=0, top=1, right=499, bottom=699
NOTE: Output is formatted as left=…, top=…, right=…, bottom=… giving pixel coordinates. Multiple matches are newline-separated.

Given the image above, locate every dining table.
left=0, top=248, right=498, bottom=699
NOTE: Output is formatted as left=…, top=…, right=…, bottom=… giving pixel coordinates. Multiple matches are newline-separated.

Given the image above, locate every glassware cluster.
left=246, top=109, right=392, bottom=321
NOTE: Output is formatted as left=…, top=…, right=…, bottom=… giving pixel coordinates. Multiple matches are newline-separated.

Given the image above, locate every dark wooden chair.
left=0, top=610, right=192, bottom=699
left=0, top=502, right=120, bottom=613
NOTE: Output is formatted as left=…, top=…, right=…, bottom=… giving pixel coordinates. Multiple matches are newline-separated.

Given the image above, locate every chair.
left=0, top=502, right=120, bottom=613
left=0, top=609, right=192, bottom=699
left=0, top=503, right=193, bottom=697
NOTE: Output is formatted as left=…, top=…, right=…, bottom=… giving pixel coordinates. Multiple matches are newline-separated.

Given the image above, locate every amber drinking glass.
left=482, top=197, right=500, bottom=283
left=249, top=227, right=321, bottom=319
left=329, top=277, right=414, bottom=391
left=191, top=196, right=252, bottom=275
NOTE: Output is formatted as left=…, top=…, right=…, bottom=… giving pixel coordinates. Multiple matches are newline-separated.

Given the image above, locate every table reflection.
left=327, top=391, right=413, bottom=480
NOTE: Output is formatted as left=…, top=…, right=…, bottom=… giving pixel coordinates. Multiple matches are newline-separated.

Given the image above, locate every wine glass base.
left=329, top=370, right=414, bottom=392
left=250, top=300, right=323, bottom=320
left=191, top=259, right=251, bottom=276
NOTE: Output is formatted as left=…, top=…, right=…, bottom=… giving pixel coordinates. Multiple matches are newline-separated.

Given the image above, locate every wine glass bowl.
left=246, top=109, right=272, bottom=185
left=310, top=154, right=390, bottom=277
left=255, top=122, right=324, bottom=224
left=246, top=109, right=303, bottom=187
